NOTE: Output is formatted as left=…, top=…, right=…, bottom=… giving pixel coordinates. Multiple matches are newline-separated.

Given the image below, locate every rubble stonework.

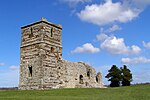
left=19, top=18, right=103, bottom=90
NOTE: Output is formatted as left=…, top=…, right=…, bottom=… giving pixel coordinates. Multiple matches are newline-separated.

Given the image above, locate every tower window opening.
left=29, top=27, right=33, bottom=38
left=50, top=28, right=53, bottom=37
left=28, top=66, right=32, bottom=77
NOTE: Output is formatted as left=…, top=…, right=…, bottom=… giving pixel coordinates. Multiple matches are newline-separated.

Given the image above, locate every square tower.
left=19, top=18, right=62, bottom=90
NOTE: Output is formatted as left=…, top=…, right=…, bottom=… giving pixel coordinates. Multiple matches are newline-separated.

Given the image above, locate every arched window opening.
left=96, top=76, right=99, bottom=83
left=87, top=71, right=90, bottom=78
left=28, top=66, right=32, bottom=77
left=96, top=72, right=101, bottom=83
left=79, top=75, right=84, bottom=84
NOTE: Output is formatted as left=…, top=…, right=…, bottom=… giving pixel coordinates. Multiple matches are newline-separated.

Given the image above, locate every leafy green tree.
left=105, top=65, right=122, bottom=87
left=121, top=65, right=132, bottom=86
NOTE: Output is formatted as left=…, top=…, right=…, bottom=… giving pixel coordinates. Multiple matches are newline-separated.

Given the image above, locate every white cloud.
left=71, top=43, right=100, bottom=54
left=99, top=34, right=141, bottom=55
left=131, top=45, right=141, bottom=55
left=121, top=57, right=150, bottom=65
left=107, top=25, right=122, bottom=33
left=0, top=63, right=5, bottom=66
left=9, top=65, right=19, bottom=70
left=77, top=0, right=141, bottom=25
left=96, top=33, right=108, bottom=41
left=101, top=35, right=129, bottom=54
left=99, top=25, right=122, bottom=34
left=61, top=0, right=91, bottom=7
left=143, top=41, right=150, bottom=49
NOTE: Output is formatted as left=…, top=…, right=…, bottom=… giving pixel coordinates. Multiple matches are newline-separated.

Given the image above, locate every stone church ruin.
left=19, top=18, right=103, bottom=90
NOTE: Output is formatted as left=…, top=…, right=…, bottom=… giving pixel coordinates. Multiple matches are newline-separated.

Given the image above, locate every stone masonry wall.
left=19, top=18, right=103, bottom=90
left=56, top=60, right=103, bottom=88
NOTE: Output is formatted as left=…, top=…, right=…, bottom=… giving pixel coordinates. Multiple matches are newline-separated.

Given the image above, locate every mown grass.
left=0, top=84, right=149, bottom=100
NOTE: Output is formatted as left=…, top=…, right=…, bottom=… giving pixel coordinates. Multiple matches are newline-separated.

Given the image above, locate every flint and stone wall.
left=19, top=19, right=103, bottom=90
left=56, top=60, right=103, bottom=88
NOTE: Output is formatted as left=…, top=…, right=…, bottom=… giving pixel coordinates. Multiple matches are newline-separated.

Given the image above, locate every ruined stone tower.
left=19, top=18, right=63, bottom=89
left=19, top=18, right=103, bottom=90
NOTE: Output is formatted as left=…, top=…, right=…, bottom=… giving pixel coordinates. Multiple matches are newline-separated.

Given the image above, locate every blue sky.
left=0, top=0, right=150, bottom=87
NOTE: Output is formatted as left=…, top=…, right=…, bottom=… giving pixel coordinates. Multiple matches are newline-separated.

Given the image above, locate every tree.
left=121, top=65, right=132, bottom=86
left=105, top=65, right=122, bottom=87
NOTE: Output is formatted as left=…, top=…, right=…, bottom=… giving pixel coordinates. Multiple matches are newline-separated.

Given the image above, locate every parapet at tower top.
left=40, top=17, right=62, bottom=29
left=21, top=17, right=62, bottom=29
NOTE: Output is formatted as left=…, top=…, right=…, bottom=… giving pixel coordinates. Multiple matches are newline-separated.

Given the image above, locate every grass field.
left=0, top=84, right=149, bottom=100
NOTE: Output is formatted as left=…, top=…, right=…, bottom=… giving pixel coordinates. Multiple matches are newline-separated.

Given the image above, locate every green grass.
left=0, top=84, right=149, bottom=100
